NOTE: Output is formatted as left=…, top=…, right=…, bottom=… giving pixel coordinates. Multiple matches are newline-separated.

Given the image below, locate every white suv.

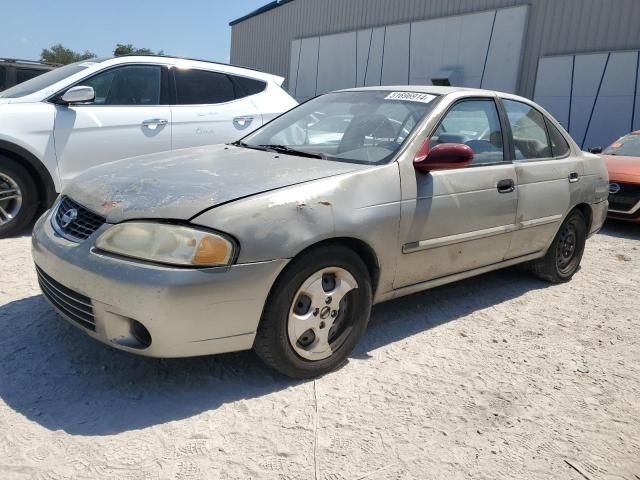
left=0, top=55, right=297, bottom=237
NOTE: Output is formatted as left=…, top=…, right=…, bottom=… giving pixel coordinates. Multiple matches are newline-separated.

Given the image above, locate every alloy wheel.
left=287, top=267, right=358, bottom=361
left=0, top=172, right=22, bottom=226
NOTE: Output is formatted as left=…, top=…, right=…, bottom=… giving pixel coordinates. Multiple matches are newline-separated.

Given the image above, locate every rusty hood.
left=62, top=144, right=368, bottom=223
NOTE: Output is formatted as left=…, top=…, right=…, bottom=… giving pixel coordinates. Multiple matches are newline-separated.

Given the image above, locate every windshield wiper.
left=257, top=144, right=326, bottom=159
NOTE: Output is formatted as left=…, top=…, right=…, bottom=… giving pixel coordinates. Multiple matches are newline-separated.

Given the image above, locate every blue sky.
left=2, top=0, right=268, bottom=63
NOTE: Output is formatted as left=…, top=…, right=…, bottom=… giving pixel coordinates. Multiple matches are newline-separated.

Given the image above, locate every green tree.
left=40, top=44, right=96, bottom=65
left=113, top=43, right=164, bottom=56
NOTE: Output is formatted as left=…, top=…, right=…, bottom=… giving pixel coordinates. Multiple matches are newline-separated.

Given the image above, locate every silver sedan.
left=31, top=86, right=609, bottom=378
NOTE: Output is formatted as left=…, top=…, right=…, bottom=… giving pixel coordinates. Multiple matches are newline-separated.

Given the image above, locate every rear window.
left=0, top=66, right=6, bottom=91
left=174, top=69, right=235, bottom=105
left=233, top=75, right=266, bottom=97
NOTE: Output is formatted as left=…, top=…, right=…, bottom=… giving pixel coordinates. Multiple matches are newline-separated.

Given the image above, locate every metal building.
left=230, top=0, right=640, bottom=150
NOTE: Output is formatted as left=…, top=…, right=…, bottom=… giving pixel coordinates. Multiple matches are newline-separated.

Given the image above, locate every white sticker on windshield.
left=78, top=62, right=97, bottom=67
left=385, top=91, right=436, bottom=103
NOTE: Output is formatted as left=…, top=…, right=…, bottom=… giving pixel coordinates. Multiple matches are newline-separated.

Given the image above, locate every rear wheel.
left=0, top=157, right=38, bottom=238
left=530, top=209, right=587, bottom=283
left=254, top=245, right=373, bottom=379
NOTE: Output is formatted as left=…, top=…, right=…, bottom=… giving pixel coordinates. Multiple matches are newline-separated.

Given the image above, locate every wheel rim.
left=556, top=221, right=578, bottom=273
left=287, top=267, right=358, bottom=361
left=0, top=173, right=22, bottom=226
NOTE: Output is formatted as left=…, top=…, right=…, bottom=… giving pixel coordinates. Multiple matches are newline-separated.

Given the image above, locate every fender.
left=0, top=139, right=58, bottom=207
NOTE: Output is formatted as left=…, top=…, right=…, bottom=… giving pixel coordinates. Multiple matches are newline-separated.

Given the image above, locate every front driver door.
left=395, top=97, right=518, bottom=288
left=53, top=64, right=171, bottom=184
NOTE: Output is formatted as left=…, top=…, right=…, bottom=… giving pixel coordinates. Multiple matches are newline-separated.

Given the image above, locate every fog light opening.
left=131, top=320, right=152, bottom=348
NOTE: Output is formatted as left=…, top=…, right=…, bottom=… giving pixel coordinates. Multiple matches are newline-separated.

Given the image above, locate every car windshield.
left=240, top=90, right=438, bottom=165
left=604, top=133, right=640, bottom=157
left=0, top=60, right=99, bottom=98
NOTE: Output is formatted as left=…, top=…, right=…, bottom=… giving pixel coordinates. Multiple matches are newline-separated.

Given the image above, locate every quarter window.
left=174, top=69, right=235, bottom=104
left=503, top=100, right=552, bottom=160
left=431, top=99, right=505, bottom=165
left=80, top=65, right=162, bottom=106
left=233, top=75, right=266, bottom=97
left=545, top=118, right=571, bottom=157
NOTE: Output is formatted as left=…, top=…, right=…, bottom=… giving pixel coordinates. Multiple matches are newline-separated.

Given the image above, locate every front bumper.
left=31, top=213, right=288, bottom=358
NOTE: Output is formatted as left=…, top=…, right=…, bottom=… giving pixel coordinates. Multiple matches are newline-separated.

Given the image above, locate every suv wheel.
left=0, top=156, right=39, bottom=238
left=254, top=245, right=373, bottom=379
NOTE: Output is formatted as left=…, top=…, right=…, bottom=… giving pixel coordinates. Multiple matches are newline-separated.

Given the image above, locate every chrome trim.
left=403, top=224, right=512, bottom=254
left=402, top=214, right=562, bottom=254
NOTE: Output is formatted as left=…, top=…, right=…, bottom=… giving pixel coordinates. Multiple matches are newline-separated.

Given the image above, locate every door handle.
left=497, top=179, right=515, bottom=193
left=568, top=172, right=580, bottom=183
left=142, top=118, right=168, bottom=130
left=233, top=116, right=254, bottom=130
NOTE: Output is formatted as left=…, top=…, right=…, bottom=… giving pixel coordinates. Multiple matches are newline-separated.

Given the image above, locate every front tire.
left=530, top=209, right=587, bottom=283
left=254, top=245, right=373, bottom=379
left=0, top=156, right=38, bottom=238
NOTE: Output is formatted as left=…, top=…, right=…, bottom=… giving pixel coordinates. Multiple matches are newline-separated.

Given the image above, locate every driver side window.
left=431, top=99, right=504, bottom=165
left=79, top=65, right=161, bottom=106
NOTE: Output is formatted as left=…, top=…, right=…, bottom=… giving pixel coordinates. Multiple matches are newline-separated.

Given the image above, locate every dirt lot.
left=0, top=222, right=638, bottom=480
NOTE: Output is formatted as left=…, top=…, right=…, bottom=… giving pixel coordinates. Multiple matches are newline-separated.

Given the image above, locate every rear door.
left=54, top=64, right=172, bottom=183
left=500, top=98, right=583, bottom=259
left=170, top=68, right=262, bottom=149
left=395, top=96, right=518, bottom=287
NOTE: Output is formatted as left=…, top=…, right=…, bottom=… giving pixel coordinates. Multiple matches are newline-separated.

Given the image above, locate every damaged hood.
left=63, top=144, right=368, bottom=223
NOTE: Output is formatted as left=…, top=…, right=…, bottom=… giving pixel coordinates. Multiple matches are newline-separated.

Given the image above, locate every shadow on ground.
left=0, top=264, right=547, bottom=436
left=598, top=219, right=639, bottom=240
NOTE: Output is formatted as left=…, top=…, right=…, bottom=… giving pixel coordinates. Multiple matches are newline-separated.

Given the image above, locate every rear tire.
left=530, top=209, right=587, bottom=283
left=0, top=156, right=38, bottom=238
left=254, top=245, right=373, bottom=379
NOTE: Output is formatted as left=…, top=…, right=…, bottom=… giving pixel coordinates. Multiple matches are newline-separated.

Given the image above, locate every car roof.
left=338, top=85, right=489, bottom=96
left=99, top=55, right=282, bottom=83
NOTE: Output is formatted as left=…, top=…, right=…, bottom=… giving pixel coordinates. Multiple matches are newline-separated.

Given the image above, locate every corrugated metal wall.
left=230, top=0, right=640, bottom=97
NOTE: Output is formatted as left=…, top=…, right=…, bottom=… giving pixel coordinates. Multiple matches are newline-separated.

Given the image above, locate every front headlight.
left=95, top=222, right=236, bottom=267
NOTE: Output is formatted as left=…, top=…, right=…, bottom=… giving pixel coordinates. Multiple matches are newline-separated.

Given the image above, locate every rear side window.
left=232, top=75, right=266, bottom=97
left=174, top=69, right=235, bottom=104
left=503, top=100, right=552, bottom=160
left=545, top=118, right=571, bottom=157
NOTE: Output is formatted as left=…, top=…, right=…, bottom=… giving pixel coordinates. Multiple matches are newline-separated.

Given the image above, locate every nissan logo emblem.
left=60, top=208, right=78, bottom=228
left=608, top=183, right=621, bottom=195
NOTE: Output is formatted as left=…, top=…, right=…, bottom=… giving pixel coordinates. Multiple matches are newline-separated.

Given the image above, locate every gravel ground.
left=0, top=222, right=638, bottom=480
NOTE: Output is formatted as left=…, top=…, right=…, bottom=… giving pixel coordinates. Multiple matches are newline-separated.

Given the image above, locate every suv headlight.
left=95, top=222, right=237, bottom=267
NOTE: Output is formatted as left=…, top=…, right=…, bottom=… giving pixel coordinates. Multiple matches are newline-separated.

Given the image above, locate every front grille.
left=36, top=266, right=96, bottom=331
left=609, top=182, right=640, bottom=212
left=53, top=196, right=106, bottom=241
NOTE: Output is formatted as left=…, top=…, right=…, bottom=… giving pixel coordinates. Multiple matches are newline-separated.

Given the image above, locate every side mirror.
left=589, top=146, right=603, bottom=154
left=414, top=141, right=474, bottom=173
left=60, top=86, right=95, bottom=104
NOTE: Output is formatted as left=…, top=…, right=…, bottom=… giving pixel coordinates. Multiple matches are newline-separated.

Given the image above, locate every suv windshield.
left=240, top=90, right=438, bottom=165
left=0, top=60, right=99, bottom=99
left=604, top=133, right=640, bottom=157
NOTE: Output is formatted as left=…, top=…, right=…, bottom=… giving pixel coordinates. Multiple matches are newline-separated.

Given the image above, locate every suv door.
left=500, top=98, right=583, bottom=259
left=170, top=68, right=263, bottom=149
left=395, top=97, right=518, bottom=287
left=53, top=64, right=171, bottom=183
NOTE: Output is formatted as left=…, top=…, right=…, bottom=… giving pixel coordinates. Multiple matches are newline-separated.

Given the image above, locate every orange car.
left=596, top=131, right=640, bottom=223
